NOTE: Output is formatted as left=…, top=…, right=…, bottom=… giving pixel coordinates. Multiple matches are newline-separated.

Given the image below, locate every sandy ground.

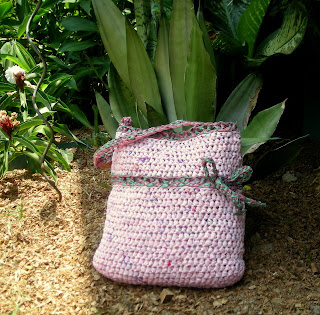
left=1, top=138, right=320, bottom=315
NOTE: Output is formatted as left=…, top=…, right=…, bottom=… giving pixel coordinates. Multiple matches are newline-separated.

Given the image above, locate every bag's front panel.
left=111, top=130, right=242, bottom=179
left=93, top=184, right=246, bottom=288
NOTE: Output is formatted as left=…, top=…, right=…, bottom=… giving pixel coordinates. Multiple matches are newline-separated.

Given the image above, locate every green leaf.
left=0, top=82, right=15, bottom=92
left=80, top=0, right=92, bottom=15
left=237, top=0, right=271, bottom=58
left=95, top=91, right=118, bottom=138
left=257, top=1, right=308, bottom=57
left=61, top=17, right=98, bottom=32
left=52, top=122, right=87, bottom=148
left=216, top=73, right=263, bottom=131
left=16, top=117, right=43, bottom=134
left=58, top=40, right=97, bottom=53
left=13, top=41, right=36, bottom=70
left=92, top=0, right=130, bottom=88
left=185, top=16, right=216, bottom=122
left=125, top=21, right=165, bottom=118
left=0, top=1, right=13, bottom=19
left=197, top=5, right=216, bottom=68
left=25, top=87, right=51, bottom=110
left=44, top=74, right=74, bottom=95
left=134, top=0, right=152, bottom=47
left=169, top=0, right=194, bottom=120
left=0, top=54, right=29, bottom=70
left=241, top=100, right=286, bottom=155
left=0, top=42, right=15, bottom=69
left=205, top=0, right=237, bottom=37
left=0, top=141, right=9, bottom=179
left=154, top=15, right=177, bottom=123
left=108, top=64, right=146, bottom=128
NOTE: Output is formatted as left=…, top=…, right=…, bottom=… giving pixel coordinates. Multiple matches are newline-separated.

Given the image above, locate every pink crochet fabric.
left=93, top=118, right=264, bottom=288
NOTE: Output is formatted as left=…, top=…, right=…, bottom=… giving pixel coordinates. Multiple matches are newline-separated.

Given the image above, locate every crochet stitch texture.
left=93, top=117, right=264, bottom=288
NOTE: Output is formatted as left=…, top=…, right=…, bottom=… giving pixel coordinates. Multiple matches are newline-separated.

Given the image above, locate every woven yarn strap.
left=94, top=117, right=233, bottom=168
left=202, top=157, right=266, bottom=214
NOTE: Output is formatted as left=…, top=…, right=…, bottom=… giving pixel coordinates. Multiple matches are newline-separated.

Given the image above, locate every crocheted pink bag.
left=93, top=117, right=265, bottom=288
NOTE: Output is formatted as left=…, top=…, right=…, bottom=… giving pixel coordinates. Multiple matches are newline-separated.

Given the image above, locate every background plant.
left=92, top=0, right=287, bottom=157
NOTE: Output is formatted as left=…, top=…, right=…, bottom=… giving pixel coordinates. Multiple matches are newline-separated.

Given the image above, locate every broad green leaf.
left=154, top=15, right=177, bottom=123
left=61, top=17, right=98, bottom=32
left=17, top=9, right=47, bottom=39
left=16, top=117, right=43, bottom=133
left=25, top=87, right=51, bottom=110
left=169, top=0, right=194, bottom=120
left=211, top=32, right=244, bottom=55
left=13, top=41, right=36, bottom=70
left=0, top=93, right=18, bottom=111
left=0, top=1, right=13, bottom=19
left=0, top=82, right=15, bottom=92
left=68, top=104, right=93, bottom=129
left=241, top=100, right=286, bottom=155
left=28, top=139, right=72, bottom=172
left=24, top=151, right=57, bottom=181
left=0, top=42, right=15, bottom=69
left=58, top=40, right=97, bottom=52
left=257, top=1, right=308, bottom=57
left=52, top=122, right=87, bottom=148
left=134, top=0, right=152, bottom=48
left=80, top=0, right=92, bottom=15
left=0, top=54, right=29, bottom=70
left=237, top=0, right=271, bottom=58
left=95, top=91, right=118, bottom=138
left=216, top=73, right=263, bottom=131
left=92, top=0, right=130, bottom=88
left=44, top=75, right=73, bottom=95
left=109, top=64, right=146, bottom=128
left=126, top=21, right=165, bottom=118
left=205, top=0, right=237, bottom=37
left=12, top=135, right=40, bottom=153
left=185, top=16, right=216, bottom=122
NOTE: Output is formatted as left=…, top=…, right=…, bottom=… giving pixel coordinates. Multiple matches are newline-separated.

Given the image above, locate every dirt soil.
left=1, top=130, right=320, bottom=315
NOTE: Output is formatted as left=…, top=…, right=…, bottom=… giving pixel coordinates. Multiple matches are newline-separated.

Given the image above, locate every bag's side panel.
left=93, top=184, right=245, bottom=288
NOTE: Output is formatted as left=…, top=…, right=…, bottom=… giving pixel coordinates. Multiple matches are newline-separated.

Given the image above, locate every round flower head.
left=5, top=65, right=25, bottom=84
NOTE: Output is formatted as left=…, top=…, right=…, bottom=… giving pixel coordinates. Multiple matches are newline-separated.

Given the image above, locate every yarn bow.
left=202, top=157, right=266, bottom=215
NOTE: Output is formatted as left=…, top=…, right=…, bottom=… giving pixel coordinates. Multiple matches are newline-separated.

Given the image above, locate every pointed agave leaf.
left=169, top=0, right=194, bottom=120
left=197, top=6, right=216, bottom=68
left=92, top=0, right=130, bottom=88
left=216, top=73, right=263, bottom=131
left=109, top=64, right=147, bottom=128
left=126, top=21, right=165, bottom=118
left=257, top=1, right=308, bottom=57
left=241, top=100, right=286, bottom=155
left=95, top=91, right=118, bottom=138
left=154, top=15, right=177, bottom=123
left=237, top=0, right=271, bottom=58
left=134, top=0, right=152, bottom=48
left=185, top=16, right=216, bottom=122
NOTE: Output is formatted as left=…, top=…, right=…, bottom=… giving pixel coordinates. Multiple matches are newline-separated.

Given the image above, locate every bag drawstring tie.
left=202, top=157, right=266, bottom=215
